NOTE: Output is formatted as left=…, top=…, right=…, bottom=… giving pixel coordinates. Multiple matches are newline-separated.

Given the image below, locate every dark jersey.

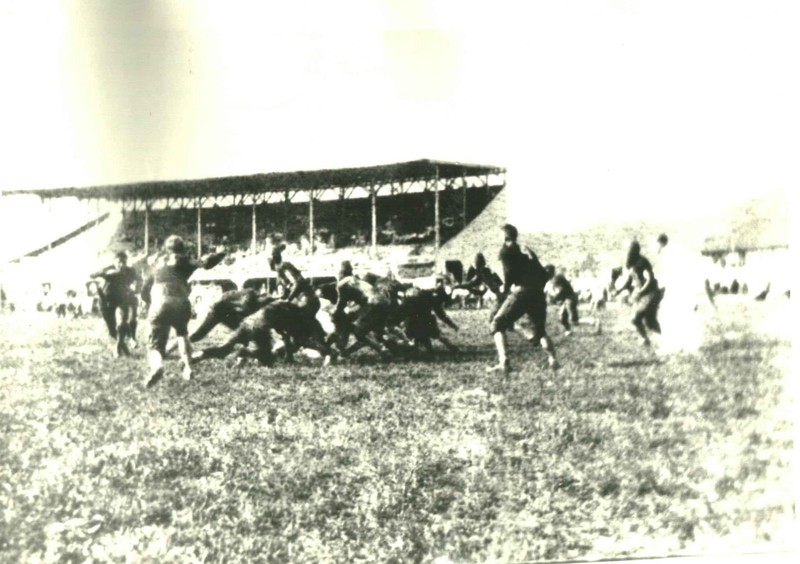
left=461, top=265, right=503, bottom=296
left=211, top=288, right=275, bottom=323
left=93, top=265, right=140, bottom=303
left=625, top=256, right=659, bottom=296
left=499, top=243, right=548, bottom=293
left=400, top=287, right=457, bottom=330
left=336, top=276, right=386, bottom=310
left=188, top=289, right=277, bottom=343
left=142, top=252, right=225, bottom=303
left=373, top=278, right=410, bottom=307
left=548, top=274, right=577, bottom=302
left=276, top=262, right=313, bottom=302
left=150, top=260, right=197, bottom=297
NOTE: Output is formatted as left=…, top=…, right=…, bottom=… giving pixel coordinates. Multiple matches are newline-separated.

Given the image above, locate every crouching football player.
left=544, top=265, right=580, bottom=336
left=394, top=279, right=459, bottom=353
left=191, top=300, right=334, bottom=367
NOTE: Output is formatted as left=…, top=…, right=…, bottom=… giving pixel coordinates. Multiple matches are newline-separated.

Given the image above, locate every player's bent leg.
left=487, top=293, right=521, bottom=374
left=128, top=298, right=139, bottom=346
left=192, top=329, right=250, bottom=362
left=632, top=310, right=650, bottom=345
left=569, top=299, right=580, bottom=325
left=100, top=297, right=117, bottom=339
left=303, top=319, right=336, bottom=364
left=301, top=333, right=335, bottom=366
left=530, top=301, right=559, bottom=370
left=279, top=332, right=297, bottom=363
left=176, top=336, right=193, bottom=380
left=560, top=304, right=571, bottom=333
left=487, top=331, right=510, bottom=375
left=437, top=334, right=459, bottom=353
left=188, top=307, right=224, bottom=343
left=346, top=331, right=389, bottom=357
left=645, top=313, right=661, bottom=335
left=251, top=327, right=275, bottom=367
left=145, top=322, right=170, bottom=389
left=644, top=296, right=662, bottom=334
left=348, top=306, right=392, bottom=357
left=115, top=306, right=132, bottom=357
left=146, top=350, right=164, bottom=388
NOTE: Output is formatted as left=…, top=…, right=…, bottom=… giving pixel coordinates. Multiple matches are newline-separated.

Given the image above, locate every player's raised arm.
left=433, top=299, right=458, bottom=331
left=198, top=251, right=226, bottom=271
left=481, top=268, right=503, bottom=297
left=90, top=265, right=115, bottom=279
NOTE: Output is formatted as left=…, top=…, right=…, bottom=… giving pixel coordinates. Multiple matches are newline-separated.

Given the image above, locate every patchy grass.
left=0, top=298, right=794, bottom=562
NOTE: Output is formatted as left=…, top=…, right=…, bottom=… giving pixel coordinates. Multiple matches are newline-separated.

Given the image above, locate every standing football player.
left=488, top=224, right=558, bottom=375
left=140, top=236, right=225, bottom=388
left=91, top=251, right=141, bottom=357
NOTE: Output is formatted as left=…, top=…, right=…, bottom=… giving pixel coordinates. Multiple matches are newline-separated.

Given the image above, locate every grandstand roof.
left=3, top=159, right=505, bottom=201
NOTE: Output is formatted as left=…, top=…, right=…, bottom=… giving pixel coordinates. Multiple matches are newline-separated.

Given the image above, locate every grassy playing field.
left=0, top=297, right=794, bottom=562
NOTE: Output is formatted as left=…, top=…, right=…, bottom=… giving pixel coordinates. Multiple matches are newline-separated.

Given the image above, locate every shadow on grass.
left=605, top=358, right=664, bottom=368
left=340, top=348, right=488, bottom=367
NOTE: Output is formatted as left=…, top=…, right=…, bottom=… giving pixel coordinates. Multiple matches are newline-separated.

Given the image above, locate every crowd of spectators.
left=111, top=186, right=501, bottom=262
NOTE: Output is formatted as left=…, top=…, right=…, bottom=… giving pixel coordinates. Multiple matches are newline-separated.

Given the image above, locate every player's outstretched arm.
left=198, top=251, right=226, bottom=270
left=90, top=266, right=115, bottom=279
left=433, top=302, right=458, bottom=331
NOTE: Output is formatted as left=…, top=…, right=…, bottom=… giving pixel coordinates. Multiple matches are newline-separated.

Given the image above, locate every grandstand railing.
left=8, top=212, right=111, bottom=264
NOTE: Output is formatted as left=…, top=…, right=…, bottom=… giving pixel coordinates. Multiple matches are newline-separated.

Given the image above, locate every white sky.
left=0, top=0, right=797, bottom=239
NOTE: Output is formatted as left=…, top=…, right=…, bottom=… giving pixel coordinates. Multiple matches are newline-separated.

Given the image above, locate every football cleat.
left=486, top=360, right=511, bottom=376
left=145, top=367, right=164, bottom=389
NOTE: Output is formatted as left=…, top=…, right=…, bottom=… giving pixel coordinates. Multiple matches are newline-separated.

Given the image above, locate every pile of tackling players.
left=93, top=222, right=664, bottom=388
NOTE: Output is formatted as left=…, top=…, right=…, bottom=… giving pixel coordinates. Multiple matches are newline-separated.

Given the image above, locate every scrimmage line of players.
left=90, top=223, right=664, bottom=389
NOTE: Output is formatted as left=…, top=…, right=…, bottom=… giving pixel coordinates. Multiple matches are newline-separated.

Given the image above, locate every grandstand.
left=2, top=159, right=507, bottom=292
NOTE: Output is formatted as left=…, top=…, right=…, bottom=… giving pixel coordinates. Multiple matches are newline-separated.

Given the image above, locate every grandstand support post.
left=144, top=203, right=150, bottom=256
left=370, top=185, right=377, bottom=256
left=337, top=188, right=345, bottom=250
left=196, top=202, right=202, bottom=259
left=251, top=201, right=257, bottom=253
left=48, top=198, right=54, bottom=251
left=434, top=168, right=441, bottom=254
left=283, top=190, right=289, bottom=243
left=462, top=177, right=468, bottom=230
left=308, top=191, right=315, bottom=255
